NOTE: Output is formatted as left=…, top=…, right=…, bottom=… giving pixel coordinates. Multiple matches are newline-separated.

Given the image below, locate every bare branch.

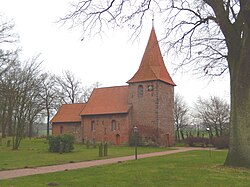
left=60, top=0, right=244, bottom=77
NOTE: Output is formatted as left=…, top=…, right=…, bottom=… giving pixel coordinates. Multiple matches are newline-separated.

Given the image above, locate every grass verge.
left=0, top=138, right=172, bottom=170
left=1, top=150, right=250, bottom=187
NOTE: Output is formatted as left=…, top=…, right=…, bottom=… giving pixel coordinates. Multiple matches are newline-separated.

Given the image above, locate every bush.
left=185, top=137, right=210, bottom=147
left=129, top=135, right=159, bottom=147
left=48, top=134, right=75, bottom=153
left=48, top=136, right=60, bottom=152
left=213, top=136, right=229, bottom=149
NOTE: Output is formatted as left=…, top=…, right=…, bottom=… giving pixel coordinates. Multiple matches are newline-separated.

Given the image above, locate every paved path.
left=0, top=147, right=210, bottom=180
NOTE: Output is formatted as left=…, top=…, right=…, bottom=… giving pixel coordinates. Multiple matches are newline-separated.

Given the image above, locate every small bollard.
left=99, top=143, right=103, bottom=157
left=93, top=139, right=96, bottom=148
left=7, top=140, right=11, bottom=147
left=104, top=143, right=108, bottom=156
left=86, top=140, right=90, bottom=149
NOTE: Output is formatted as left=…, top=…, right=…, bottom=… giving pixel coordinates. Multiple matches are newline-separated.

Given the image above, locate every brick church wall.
left=82, top=113, right=130, bottom=145
left=52, top=122, right=82, bottom=142
left=157, top=81, right=175, bottom=146
left=128, top=80, right=175, bottom=146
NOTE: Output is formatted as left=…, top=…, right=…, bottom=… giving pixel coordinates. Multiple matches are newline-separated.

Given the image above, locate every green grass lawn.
left=0, top=138, right=172, bottom=170
left=1, top=150, right=250, bottom=187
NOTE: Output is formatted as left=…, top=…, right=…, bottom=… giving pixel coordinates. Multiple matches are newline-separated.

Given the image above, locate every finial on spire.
left=152, top=13, right=154, bottom=27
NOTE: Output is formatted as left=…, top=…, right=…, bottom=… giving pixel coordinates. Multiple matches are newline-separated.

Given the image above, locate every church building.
left=51, top=27, right=176, bottom=146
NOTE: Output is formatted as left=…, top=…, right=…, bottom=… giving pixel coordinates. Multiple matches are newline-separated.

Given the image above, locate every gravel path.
left=0, top=147, right=209, bottom=180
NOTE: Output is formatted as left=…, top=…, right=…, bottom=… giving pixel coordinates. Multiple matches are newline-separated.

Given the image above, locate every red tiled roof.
left=80, top=86, right=130, bottom=115
left=127, top=27, right=176, bottom=86
left=51, top=103, right=86, bottom=123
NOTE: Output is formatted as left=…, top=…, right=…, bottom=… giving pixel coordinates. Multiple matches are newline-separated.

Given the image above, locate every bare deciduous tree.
left=0, top=16, right=19, bottom=77
left=195, top=96, right=230, bottom=138
left=0, top=52, right=47, bottom=149
left=0, top=16, right=19, bottom=138
left=81, top=81, right=102, bottom=103
left=61, top=0, right=250, bottom=168
left=0, top=64, right=17, bottom=137
left=11, top=59, right=42, bottom=149
left=56, top=70, right=83, bottom=104
left=40, top=73, right=58, bottom=138
left=174, top=94, right=190, bottom=141
left=0, top=15, right=18, bottom=44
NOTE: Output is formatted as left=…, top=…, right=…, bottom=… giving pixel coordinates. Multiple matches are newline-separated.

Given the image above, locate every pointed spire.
left=127, top=27, right=176, bottom=86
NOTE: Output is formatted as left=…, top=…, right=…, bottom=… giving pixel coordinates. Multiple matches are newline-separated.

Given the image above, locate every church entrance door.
left=116, top=134, right=120, bottom=145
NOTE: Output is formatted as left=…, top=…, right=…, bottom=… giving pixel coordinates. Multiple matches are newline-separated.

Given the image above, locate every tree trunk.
left=7, top=107, right=13, bottom=136
left=224, top=31, right=250, bottom=167
left=180, top=130, right=185, bottom=140
left=214, top=125, right=219, bottom=137
left=1, top=124, right=6, bottom=138
left=28, top=121, right=33, bottom=139
left=47, top=109, right=50, bottom=138
left=176, top=127, right=180, bottom=141
left=197, top=126, right=200, bottom=137
left=219, top=123, right=223, bottom=136
left=1, top=114, right=7, bottom=138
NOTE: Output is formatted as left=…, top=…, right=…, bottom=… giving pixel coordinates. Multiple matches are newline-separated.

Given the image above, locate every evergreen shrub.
left=48, top=134, right=75, bottom=153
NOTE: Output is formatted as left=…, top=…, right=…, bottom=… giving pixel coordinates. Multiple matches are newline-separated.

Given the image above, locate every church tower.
left=127, top=27, right=176, bottom=146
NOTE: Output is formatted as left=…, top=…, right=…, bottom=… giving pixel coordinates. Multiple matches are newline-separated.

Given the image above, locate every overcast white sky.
left=0, top=0, right=230, bottom=106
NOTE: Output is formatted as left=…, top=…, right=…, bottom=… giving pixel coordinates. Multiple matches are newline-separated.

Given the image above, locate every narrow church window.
left=138, top=85, right=143, bottom=97
left=111, top=120, right=116, bottom=131
left=91, top=120, right=96, bottom=131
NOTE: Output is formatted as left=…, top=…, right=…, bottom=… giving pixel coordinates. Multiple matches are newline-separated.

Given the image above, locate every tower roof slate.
left=127, top=27, right=176, bottom=86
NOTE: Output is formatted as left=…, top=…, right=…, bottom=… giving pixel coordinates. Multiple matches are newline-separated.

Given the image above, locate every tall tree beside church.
left=56, top=70, right=83, bottom=104
left=61, top=0, right=250, bottom=167
left=0, top=16, right=19, bottom=137
left=11, top=60, right=42, bottom=149
left=195, top=96, right=230, bottom=137
left=39, top=73, right=58, bottom=137
left=174, top=94, right=189, bottom=141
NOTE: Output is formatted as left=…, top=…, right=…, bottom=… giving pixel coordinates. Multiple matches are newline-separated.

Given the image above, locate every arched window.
left=91, top=120, right=96, bottom=131
left=111, top=120, right=116, bottom=131
left=138, top=85, right=143, bottom=97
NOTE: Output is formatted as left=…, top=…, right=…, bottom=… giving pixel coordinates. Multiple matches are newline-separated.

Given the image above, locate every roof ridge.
left=95, top=85, right=129, bottom=90
left=62, top=103, right=86, bottom=105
